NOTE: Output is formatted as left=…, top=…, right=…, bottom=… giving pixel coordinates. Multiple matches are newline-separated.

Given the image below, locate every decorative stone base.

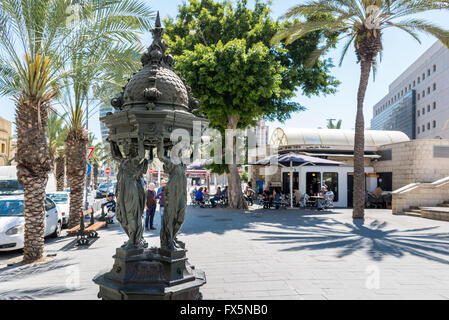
left=93, top=246, right=206, bottom=300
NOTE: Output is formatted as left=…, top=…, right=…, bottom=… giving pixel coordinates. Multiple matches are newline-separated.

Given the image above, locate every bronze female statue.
left=158, top=138, right=188, bottom=251
left=110, top=139, right=148, bottom=249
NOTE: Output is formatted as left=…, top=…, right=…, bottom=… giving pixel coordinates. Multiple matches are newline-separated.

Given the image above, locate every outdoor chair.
left=324, top=194, right=335, bottom=209
left=365, top=192, right=384, bottom=209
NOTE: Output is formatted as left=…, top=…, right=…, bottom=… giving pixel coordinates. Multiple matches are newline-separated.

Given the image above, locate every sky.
left=1, top=0, right=449, bottom=142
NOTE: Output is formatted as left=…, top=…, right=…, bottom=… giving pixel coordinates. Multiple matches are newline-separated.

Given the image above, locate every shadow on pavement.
left=0, top=286, right=77, bottom=300
left=181, top=206, right=449, bottom=265
left=0, top=258, right=76, bottom=284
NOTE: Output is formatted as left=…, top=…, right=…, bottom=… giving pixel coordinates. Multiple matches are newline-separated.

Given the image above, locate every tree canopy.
left=163, top=0, right=340, bottom=131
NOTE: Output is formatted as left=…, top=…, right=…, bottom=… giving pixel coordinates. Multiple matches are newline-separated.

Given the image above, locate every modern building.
left=0, top=117, right=13, bottom=166
left=371, top=41, right=449, bottom=139
left=99, top=104, right=115, bottom=141
left=249, top=120, right=270, bottom=147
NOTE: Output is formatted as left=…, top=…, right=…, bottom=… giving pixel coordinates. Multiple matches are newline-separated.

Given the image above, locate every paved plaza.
left=1, top=207, right=449, bottom=300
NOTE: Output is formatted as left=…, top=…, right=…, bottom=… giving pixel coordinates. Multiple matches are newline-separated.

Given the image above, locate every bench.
left=67, top=208, right=95, bottom=236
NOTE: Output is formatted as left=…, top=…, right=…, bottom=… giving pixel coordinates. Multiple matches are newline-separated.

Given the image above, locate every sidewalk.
left=1, top=207, right=449, bottom=300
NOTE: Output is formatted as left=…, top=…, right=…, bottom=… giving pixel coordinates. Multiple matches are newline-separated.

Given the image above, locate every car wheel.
left=52, top=221, right=62, bottom=238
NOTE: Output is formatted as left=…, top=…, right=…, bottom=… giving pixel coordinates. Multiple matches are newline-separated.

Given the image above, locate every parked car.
left=96, top=181, right=116, bottom=199
left=46, top=192, right=70, bottom=227
left=0, top=195, right=62, bottom=251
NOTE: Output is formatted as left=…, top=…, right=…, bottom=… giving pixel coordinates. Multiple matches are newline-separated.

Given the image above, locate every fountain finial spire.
left=155, top=11, right=161, bottom=28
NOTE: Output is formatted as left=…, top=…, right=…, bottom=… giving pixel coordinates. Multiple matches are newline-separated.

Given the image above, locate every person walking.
left=156, top=186, right=166, bottom=223
left=145, top=183, right=157, bottom=231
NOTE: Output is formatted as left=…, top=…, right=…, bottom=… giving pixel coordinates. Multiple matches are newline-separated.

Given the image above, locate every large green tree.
left=164, top=0, right=339, bottom=209
left=273, top=0, right=449, bottom=219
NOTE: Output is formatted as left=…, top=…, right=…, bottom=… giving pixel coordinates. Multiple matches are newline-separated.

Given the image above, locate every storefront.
left=251, top=128, right=411, bottom=208
left=280, top=165, right=375, bottom=208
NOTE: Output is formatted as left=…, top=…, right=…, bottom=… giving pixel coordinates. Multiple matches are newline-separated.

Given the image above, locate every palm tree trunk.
left=66, top=129, right=88, bottom=229
left=55, top=156, right=65, bottom=191
left=15, top=97, right=52, bottom=263
left=226, top=115, right=248, bottom=210
left=93, top=163, right=99, bottom=190
left=353, top=59, right=372, bottom=219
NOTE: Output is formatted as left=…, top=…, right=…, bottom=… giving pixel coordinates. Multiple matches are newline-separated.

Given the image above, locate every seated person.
left=324, top=189, right=334, bottom=201
left=294, top=189, right=302, bottom=206
left=210, top=187, right=222, bottom=207
left=195, top=187, right=205, bottom=207
left=372, top=185, right=384, bottom=199
left=317, top=186, right=327, bottom=210
left=101, top=193, right=116, bottom=221
left=244, top=185, right=256, bottom=205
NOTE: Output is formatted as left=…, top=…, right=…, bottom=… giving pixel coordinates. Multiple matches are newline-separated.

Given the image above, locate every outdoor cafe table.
left=310, top=196, right=325, bottom=208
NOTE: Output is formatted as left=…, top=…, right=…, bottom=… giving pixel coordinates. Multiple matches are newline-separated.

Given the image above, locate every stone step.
left=418, top=207, right=449, bottom=222
left=419, top=207, right=449, bottom=213
left=403, top=212, right=422, bottom=218
left=437, top=203, right=449, bottom=208
left=410, top=209, right=423, bottom=214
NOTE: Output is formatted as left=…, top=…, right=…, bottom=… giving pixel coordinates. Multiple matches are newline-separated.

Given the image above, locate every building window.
left=423, top=73, right=425, bottom=80
left=413, top=80, right=416, bottom=87
left=418, top=77, right=420, bottom=84
left=433, top=102, right=436, bottom=110
left=409, top=84, right=411, bottom=90
left=323, top=172, right=339, bottom=202
left=417, top=93, right=420, bottom=100
left=434, top=64, right=437, bottom=72
left=417, top=110, right=420, bottom=117
left=427, top=123, right=431, bottom=130
left=427, top=87, right=430, bottom=94
left=428, top=105, right=431, bottom=112
left=417, top=126, right=420, bottom=134
left=1, top=143, right=5, bottom=154
left=433, top=83, right=436, bottom=91
left=428, top=69, right=430, bottom=76
left=422, top=125, right=425, bottom=132
left=422, top=90, right=425, bottom=97
left=433, top=121, right=436, bottom=128
left=422, top=108, right=425, bottom=115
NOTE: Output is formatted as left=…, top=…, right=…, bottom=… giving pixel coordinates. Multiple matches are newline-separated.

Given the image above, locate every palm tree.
left=60, top=0, right=153, bottom=229
left=273, top=0, right=449, bottom=219
left=0, top=0, right=74, bottom=263
left=327, top=119, right=342, bottom=129
left=48, top=110, right=67, bottom=190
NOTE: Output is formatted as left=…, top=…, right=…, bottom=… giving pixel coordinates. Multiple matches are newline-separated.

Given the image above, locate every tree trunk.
left=353, top=59, right=372, bottom=219
left=15, top=97, right=52, bottom=263
left=66, top=128, right=88, bottom=229
left=226, top=115, right=248, bottom=210
left=93, top=163, right=99, bottom=190
left=55, top=156, right=65, bottom=191
left=87, top=168, right=91, bottom=190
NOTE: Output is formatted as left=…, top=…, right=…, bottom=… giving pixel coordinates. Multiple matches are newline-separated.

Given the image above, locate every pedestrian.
left=156, top=186, right=166, bottom=222
left=145, top=183, right=157, bottom=231
left=158, top=179, right=167, bottom=194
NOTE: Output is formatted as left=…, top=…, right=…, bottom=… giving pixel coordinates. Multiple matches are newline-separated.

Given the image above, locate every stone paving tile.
left=1, top=208, right=449, bottom=300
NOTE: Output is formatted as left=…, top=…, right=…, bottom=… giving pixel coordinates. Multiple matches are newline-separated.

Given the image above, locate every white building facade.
left=371, top=41, right=449, bottom=139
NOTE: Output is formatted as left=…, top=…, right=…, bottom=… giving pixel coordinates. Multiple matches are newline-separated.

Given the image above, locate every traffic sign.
left=86, top=163, right=92, bottom=175
left=105, top=167, right=111, bottom=175
left=87, top=147, right=94, bottom=159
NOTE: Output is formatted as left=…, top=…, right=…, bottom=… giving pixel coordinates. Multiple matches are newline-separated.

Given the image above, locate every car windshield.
left=0, top=199, right=24, bottom=216
left=0, top=180, right=24, bottom=195
left=47, top=193, right=68, bottom=203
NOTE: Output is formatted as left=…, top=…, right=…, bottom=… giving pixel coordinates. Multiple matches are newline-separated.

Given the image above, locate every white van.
left=0, top=166, right=56, bottom=195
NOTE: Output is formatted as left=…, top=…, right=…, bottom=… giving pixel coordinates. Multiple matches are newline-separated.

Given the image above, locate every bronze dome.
left=111, top=12, right=199, bottom=112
